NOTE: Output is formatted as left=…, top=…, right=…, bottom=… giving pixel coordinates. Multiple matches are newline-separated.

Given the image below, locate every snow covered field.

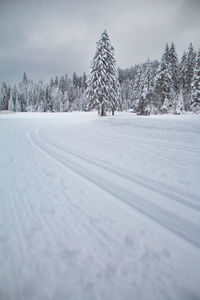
left=0, top=111, right=200, bottom=300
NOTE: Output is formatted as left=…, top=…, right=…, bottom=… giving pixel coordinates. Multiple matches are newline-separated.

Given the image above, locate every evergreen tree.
left=160, top=97, right=170, bottom=113
left=120, top=79, right=132, bottom=111
left=184, top=43, right=196, bottom=110
left=127, top=79, right=134, bottom=110
left=72, top=72, right=79, bottom=88
left=175, top=90, right=185, bottom=114
left=0, top=82, right=10, bottom=110
left=154, top=46, right=172, bottom=112
left=133, top=65, right=144, bottom=112
left=9, top=85, right=18, bottom=111
left=191, top=49, right=200, bottom=113
left=136, top=60, right=154, bottom=115
left=179, top=51, right=187, bottom=88
left=140, top=59, right=154, bottom=114
left=54, top=76, right=59, bottom=86
left=85, top=30, right=119, bottom=116
left=18, top=73, right=30, bottom=112
left=59, top=76, right=66, bottom=94
left=169, top=42, right=179, bottom=93
left=62, top=90, right=70, bottom=112
left=82, top=72, right=87, bottom=90
left=164, top=43, right=170, bottom=65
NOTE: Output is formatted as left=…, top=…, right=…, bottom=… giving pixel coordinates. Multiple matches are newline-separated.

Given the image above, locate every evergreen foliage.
left=0, top=40, right=199, bottom=116
left=154, top=45, right=172, bottom=112
left=175, top=90, right=185, bottom=114
left=183, top=43, right=196, bottom=110
left=138, top=59, right=154, bottom=115
left=191, top=49, right=200, bottom=113
left=169, top=42, right=179, bottom=93
left=85, top=30, right=119, bottom=116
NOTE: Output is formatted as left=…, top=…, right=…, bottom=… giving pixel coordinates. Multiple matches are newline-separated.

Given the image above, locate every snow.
left=0, top=111, right=200, bottom=300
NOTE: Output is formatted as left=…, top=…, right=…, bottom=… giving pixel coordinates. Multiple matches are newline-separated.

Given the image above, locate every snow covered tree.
left=61, top=90, right=70, bottom=112
left=51, top=86, right=62, bottom=112
left=154, top=45, right=172, bottom=112
left=119, top=79, right=134, bottom=111
left=17, top=72, right=30, bottom=112
left=179, top=51, right=187, bottom=88
left=191, top=49, right=200, bottom=113
left=133, top=65, right=144, bottom=112
left=81, top=72, right=87, bottom=90
left=9, top=85, right=18, bottom=111
left=160, top=96, right=170, bottom=113
left=127, top=79, right=135, bottom=110
left=138, top=59, right=154, bottom=115
left=85, top=30, right=119, bottom=116
left=184, top=43, right=196, bottom=110
left=0, top=82, right=11, bottom=110
left=175, top=90, right=185, bottom=114
left=169, top=42, right=179, bottom=93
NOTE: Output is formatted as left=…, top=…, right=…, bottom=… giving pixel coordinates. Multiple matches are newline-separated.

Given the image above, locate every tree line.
left=0, top=32, right=199, bottom=115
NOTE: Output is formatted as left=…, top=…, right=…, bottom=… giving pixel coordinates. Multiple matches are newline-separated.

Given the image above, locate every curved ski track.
left=73, top=125, right=200, bottom=174
left=29, top=128, right=200, bottom=250
left=38, top=127, right=200, bottom=211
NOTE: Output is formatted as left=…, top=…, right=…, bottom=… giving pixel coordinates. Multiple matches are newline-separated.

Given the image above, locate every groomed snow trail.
left=1, top=112, right=200, bottom=300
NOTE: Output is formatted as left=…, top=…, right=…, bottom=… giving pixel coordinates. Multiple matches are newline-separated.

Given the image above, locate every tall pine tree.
left=169, top=42, right=179, bottom=93
left=191, top=49, right=200, bottom=113
left=137, top=59, right=154, bottom=115
left=154, top=45, right=172, bottom=112
left=85, top=30, right=119, bottom=116
left=184, top=43, right=196, bottom=110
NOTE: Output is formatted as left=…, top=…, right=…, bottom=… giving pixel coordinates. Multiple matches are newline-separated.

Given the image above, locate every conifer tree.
left=160, top=97, right=170, bottom=113
left=169, top=42, right=179, bottom=93
left=138, top=59, right=154, bottom=115
left=184, top=43, right=196, bottom=110
left=179, top=51, right=187, bottom=88
left=191, top=49, right=200, bottom=113
left=85, top=30, right=119, bottom=116
left=175, top=90, right=184, bottom=114
left=0, top=82, right=10, bottom=110
left=154, top=45, right=172, bottom=112
left=133, top=65, right=144, bottom=112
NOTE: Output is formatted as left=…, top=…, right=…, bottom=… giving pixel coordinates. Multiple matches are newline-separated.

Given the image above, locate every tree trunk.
left=100, top=105, right=104, bottom=116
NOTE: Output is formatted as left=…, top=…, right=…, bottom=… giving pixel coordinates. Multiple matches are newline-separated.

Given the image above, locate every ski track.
left=1, top=113, right=200, bottom=300
left=29, top=127, right=200, bottom=250
left=38, top=127, right=200, bottom=211
left=75, top=124, right=200, bottom=154
left=73, top=125, right=200, bottom=176
left=72, top=124, right=200, bottom=203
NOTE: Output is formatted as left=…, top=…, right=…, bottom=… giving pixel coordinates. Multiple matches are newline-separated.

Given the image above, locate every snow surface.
left=0, top=111, right=200, bottom=300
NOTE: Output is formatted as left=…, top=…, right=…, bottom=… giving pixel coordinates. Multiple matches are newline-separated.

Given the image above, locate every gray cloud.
left=0, top=0, right=199, bottom=84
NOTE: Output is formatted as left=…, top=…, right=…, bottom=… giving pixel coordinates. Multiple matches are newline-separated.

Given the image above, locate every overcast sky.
left=0, top=0, right=200, bottom=84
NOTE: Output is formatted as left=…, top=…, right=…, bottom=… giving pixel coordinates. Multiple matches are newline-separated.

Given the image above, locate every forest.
left=0, top=41, right=199, bottom=115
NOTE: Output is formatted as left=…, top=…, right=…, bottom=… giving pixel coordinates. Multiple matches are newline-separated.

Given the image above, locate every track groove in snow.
left=1, top=112, right=200, bottom=300
left=29, top=128, right=200, bottom=249
left=73, top=125, right=200, bottom=176
left=74, top=124, right=200, bottom=154
left=39, top=128, right=200, bottom=211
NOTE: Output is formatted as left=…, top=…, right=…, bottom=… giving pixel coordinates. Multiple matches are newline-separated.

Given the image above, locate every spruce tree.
left=154, top=45, right=172, bottom=112
left=85, top=30, right=119, bottom=116
left=138, top=59, right=154, bottom=115
left=175, top=90, right=184, bottom=114
left=184, top=43, right=196, bottom=110
left=191, top=49, right=200, bottom=113
left=133, top=65, right=144, bottom=112
left=0, top=82, right=10, bottom=111
left=179, top=51, right=187, bottom=88
left=169, top=42, right=179, bottom=93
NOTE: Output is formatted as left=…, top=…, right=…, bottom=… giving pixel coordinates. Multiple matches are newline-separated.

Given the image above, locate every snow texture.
left=0, top=111, right=200, bottom=300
